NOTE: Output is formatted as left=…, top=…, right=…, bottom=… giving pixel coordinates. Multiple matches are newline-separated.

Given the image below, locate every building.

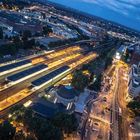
left=130, top=43, right=140, bottom=65
left=75, top=89, right=90, bottom=114
left=115, top=45, right=126, bottom=60
left=0, top=21, right=17, bottom=37
left=128, top=63, right=140, bottom=98
left=31, top=99, right=66, bottom=118
left=0, top=22, right=13, bottom=32
left=52, top=85, right=79, bottom=110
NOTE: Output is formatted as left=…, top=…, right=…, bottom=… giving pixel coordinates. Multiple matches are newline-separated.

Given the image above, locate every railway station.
left=6, top=64, right=48, bottom=84
left=0, top=60, right=32, bottom=76
left=31, top=66, right=70, bottom=90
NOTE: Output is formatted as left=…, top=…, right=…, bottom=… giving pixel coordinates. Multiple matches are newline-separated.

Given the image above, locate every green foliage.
left=10, top=104, right=25, bottom=122
left=0, top=27, right=3, bottom=39
left=14, top=130, right=26, bottom=140
left=0, top=121, right=16, bottom=140
left=52, top=113, right=78, bottom=135
left=127, top=100, right=140, bottom=116
left=127, top=100, right=140, bottom=110
left=23, top=109, right=63, bottom=140
left=12, top=35, right=21, bottom=43
left=23, top=39, right=35, bottom=49
left=1, top=0, right=29, bottom=10
left=22, top=30, right=31, bottom=41
left=42, top=26, right=53, bottom=36
left=48, top=34, right=89, bottom=49
left=71, top=70, right=89, bottom=91
left=104, top=57, right=113, bottom=70
left=0, top=37, right=35, bottom=57
left=25, top=135, right=36, bottom=140
left=88, top=74, right=102, bottom=92
left=0, top=43, right=19, bottom=56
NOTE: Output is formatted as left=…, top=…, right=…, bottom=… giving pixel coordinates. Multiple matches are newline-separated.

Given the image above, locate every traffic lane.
left=112, top=68, right=119, bottom=140
left=90, top=129, right=99, bottom=140
left=117, top=66, right=129, bottom=140
left=98, top=123, right=109, bottom=140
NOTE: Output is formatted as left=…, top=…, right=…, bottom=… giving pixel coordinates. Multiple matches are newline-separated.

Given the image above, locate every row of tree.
left=3, top=105, right=78, bottom=140
left=71, top=69, right=89, bottom=92
left=0, top=120, right=35, bottom=140
left=0, top=24, right=54, bottom=57
left=71, top=38, right=119, bottom=92
left=0, top=30, right=36, bottom=57
left=127, top=97, right=140, bottom=117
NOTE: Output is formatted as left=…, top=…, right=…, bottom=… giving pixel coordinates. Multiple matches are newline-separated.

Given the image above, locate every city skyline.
left=49, top=0, right=140, bottom=31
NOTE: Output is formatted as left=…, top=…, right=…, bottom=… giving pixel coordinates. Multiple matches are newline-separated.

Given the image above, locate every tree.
left=52, top=113, right=78, bottom=135
left=104, top=57, right=112, bottom=70
left=127, top=100, right=140, bottom=116
left=88, top=74, right=102, bottom=92
left=0, top=27, right=3, bottom=39
left=22, top=30, right=31, bottom=41
left=0, top=43, right=18, bottom=56
left=42, top=26, right=53, bottom=36
left=127, top=100, right=140, bottom=110
left=71, top=70, right=89, bottom=91
left=23, top=109, right=63, bottom=140
left=0, top=120, right=16, bottom=140
left=14, top=130, right=26, bottom=140
left=5, top=34, right=9, bottom=39
left=36, top=121, right=63, bottom=140
left=13, top=35, right=21, bottom=43
left=23, top=39, right=35, bottom=49
left=10, top=104, right=25, bottom=123
left=25, top=135, right=36, bottom=140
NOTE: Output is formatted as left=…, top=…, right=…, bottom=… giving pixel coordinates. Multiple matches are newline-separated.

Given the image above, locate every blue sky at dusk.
left=49, top=0, right=140, bottom=31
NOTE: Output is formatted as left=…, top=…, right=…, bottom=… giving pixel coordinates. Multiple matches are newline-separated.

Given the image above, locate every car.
left=130, top=122, right=134, bottom=125
left=105, top=107, right=111, bottom=112
left=98, top=135, right=103, bottom=139
left=92, top=127, right=99, bottom=131
left=130, top=124, right=136, bottom=130
left=103, top=97, right=107, bottom=102
left=94, top=122, right=99, bottom=126
left=85, top=129, right=88, bottom=137
left=78, top=129, right=81, bottom=134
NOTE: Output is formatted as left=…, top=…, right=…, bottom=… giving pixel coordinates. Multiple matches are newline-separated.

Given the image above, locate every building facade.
left=128, top=63, right=140, bottom=98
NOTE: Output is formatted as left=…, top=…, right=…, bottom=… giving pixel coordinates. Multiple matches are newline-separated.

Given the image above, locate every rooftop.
left=7, top=64, right=47, bottom=82
left=31, top=99, right=66, bottom=118
left=0, top=60, right=31, bottom=73
left=31, top=66, right=69, bottom=87
left=57, top=85, right=79, bottom=100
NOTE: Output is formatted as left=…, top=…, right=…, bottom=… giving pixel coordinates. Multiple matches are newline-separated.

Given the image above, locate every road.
left=112, top=67, right=119, bottom=140
left=116, top=62, right=129, bottom=140
left=79, top=64, right=117, bottom=140
left=111, top=61, right=131, bottom=140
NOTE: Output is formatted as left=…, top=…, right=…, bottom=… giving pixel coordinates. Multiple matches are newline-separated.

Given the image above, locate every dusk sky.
left=49, top=0, right=140, bottom=31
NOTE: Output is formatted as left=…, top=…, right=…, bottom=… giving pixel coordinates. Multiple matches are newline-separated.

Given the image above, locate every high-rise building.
left=128, top=62, right=140, bottom=98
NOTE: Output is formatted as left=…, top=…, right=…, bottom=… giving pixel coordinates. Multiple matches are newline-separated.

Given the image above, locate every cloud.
left=81, top=0, right=140, bottom=16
